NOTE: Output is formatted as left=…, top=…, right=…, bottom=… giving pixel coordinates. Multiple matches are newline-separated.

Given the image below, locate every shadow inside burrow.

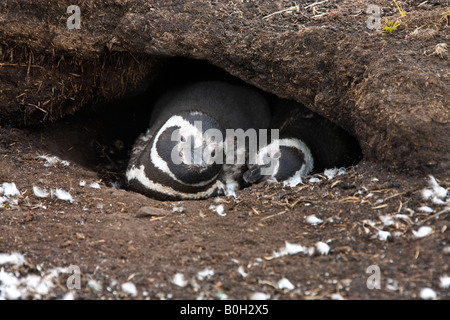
left=26, top=58, right=362, bottom=192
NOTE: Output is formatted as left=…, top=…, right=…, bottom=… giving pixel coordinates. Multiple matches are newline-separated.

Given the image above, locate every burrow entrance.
left=27, top=58, right=362, bottom=194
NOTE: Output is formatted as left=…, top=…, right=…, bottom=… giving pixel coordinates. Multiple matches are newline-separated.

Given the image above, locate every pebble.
left=136, top=206, right=169, bottom=218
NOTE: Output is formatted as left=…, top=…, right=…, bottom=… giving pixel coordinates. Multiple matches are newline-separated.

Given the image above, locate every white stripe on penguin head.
left=150, top=115, right=219, bottom=187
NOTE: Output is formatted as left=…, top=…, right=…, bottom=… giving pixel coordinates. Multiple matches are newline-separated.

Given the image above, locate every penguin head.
left=151, top=111, right=225, bottom=185
left=126, top=110, right=227, bottom=200
left=243, top=138, right=314, bottom=186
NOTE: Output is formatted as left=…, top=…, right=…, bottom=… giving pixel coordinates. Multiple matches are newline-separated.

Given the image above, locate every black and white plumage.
left=244, top=99, right=361, bottom=187
left=126, top=81, right=270, bottom=200
left=243, top=137, right=314, bottom=187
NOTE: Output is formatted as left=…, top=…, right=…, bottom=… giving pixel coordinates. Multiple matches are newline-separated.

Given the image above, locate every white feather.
left=306, top=215, right=323, bottom=225
left=413, top=226, right=433, bottom=238
left=2, top=182, right=20, bottom=197
left=33, top=186, right=49, bottom=198
left=53, top=189, right=74, bottom=203
left=316, top=241, right=330, bottom=255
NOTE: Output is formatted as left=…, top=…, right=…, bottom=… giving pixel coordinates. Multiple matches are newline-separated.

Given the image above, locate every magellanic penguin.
left=126, top=81, right=271, bottom=200
left=243, top=99, right=361, bottom=187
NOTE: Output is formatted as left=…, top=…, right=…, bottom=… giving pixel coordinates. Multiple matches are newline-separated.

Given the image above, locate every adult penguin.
left=126, top=81, right=271, bottom=200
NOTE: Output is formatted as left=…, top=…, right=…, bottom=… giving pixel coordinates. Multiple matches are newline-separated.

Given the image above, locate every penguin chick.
left=243, top=99, right=361, bottom=187
left=243, top=138, right=314, bottom=188
left=126, top=81, right=270, bottom=200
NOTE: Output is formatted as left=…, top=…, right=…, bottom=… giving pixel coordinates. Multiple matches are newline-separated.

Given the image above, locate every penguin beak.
left=190, top=146, right=208, bottom=168
left=243, top=164, right=270, bottom=184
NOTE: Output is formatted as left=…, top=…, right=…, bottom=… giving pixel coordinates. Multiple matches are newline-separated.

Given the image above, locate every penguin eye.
left=268, top=151, right=281, bottom=159
left=180, top=135, right=186, bottom=143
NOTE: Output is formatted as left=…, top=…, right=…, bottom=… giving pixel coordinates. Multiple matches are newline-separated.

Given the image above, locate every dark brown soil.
left=0, top=124, right=448, bottom=300
left=0, top=0, right=449, bottom=301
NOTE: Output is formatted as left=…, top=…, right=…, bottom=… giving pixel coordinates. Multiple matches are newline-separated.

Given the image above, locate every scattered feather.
left=238, top=266, right=248, bottom=278
left=61, top=292, right=75, bottom=300
left=420, top=287, right=436, bottom=300
left=306, top=215, right=323, bottom=225
left=309, top=177, right=320, bottom=183
left=53, top=189, right=74, bottom=203
left=412, top=226, right=433, bottom=238
left=324, top=168, right=337, bottom=180
left=324, top=167, right=346, bottom=180
left=277, top=278, right=295, bottom=290
left=172, top=203, right=185, bottom=213
left=196, top=267, right=214, bottom=281
left=393, top=231, right=403, bottom=237
left=89, top=182, right=101, bottom=189
left=394, top=214, right=413, bottom=224
left=79, top=180, right=86, bottom=187
left=274, top=241, right=314, bottom=258
left=379, top=215, right=395, bottom=226
left=215, top=204, right=225, bottom=216
left=2, top=182, right=20, bottom=197
left=440, top=275, right=450, bottom=289
left=87, top=280, right=102, bottom=292
left=215, top=292, right=229, bottom=300
left=284, top=241, right=307, bottom=255
left=376, top=230, right=391, bottom=241
left=421, top=176, right=448, bottom=205
left=316, top=241, right=330, bottom=255
left=0, top=271, right=21, bottom=299
left=24, top=274, right=53, bottom=295
left=331, top=293, right=344, bottom=300
left=121, top=282, right=137, bottom=297
left=37, top=155, right=70, bottom=167
left=386, top=278, right=399, bottom=291
left=421, top=189, right=433, bottom=201
left=172, top=273, right=188, bottom=287
left=0, top=265, right=63, bottom=300
left=283, top=175, right=302, bottom=188
left=33, top=186, right=49, bottom=198
left=428, top=176, right=447, bottom=199
left=250, top=292, right=270, bottom=300
left=209, top=204, right=226, bottom=216
left=0, top=252, right=26, bottom=266
left=418, top=206, right=433, bottom=214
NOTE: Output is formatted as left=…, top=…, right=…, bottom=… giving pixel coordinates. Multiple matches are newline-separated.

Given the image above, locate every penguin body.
left=126, top=81, right=271, bottom=200
left=244, top=99, right=361, bottom=187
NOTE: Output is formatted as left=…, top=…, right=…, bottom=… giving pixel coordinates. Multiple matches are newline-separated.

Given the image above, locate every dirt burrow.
left=0, top=127, right=449, bottom=300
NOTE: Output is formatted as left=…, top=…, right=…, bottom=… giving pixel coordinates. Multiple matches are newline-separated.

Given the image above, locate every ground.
left=0, top=0, right=449, bottom=301
left=0, top=125, right=449, bottom=300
